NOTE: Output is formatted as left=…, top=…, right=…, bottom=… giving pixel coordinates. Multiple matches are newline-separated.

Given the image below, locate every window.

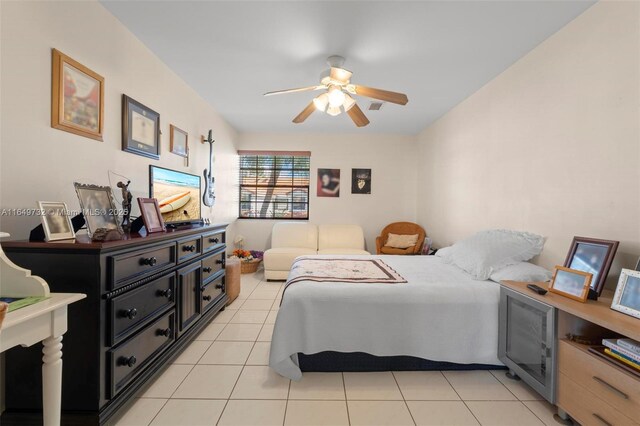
left=238, top=151, right=310, bottom=219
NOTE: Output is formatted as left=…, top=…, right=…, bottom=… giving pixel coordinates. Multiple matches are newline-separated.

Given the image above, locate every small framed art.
left=549, top=266, right=593, bottom=302
left=51, top=49, right=104, bottom=141
left=563, top=236, right=618, bottom=295
left=317, top=169, right=340, bottom=197
left=351, top=168, right=371, bottom=194
left=37, top=201, right=75, bottom=241
left=74, top=182, right=123, bottom=238
left=137, top=197, right=165, bottom=233
left=170, top=125, right=188, bottom=158
left=611, top=268, right=640, bottom=319
left=122, top=95, right=160, bottom=159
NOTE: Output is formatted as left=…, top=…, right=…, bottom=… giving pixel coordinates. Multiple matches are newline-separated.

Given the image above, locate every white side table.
left=0, top=293, right=86, bottom=426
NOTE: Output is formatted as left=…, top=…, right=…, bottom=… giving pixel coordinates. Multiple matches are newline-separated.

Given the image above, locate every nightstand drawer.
left=558, top=373, right=639, bottom=426
left=559, top=340, right=640, bottom=423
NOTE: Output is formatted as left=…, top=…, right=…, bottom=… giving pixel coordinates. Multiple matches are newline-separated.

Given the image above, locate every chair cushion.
left=385, top=233, right=419, bottom=249
left=317, top=248, right=370, bottom=255
left=264, top=247, right=317, bottom=271
left=380, top=246, right=414, bottom=255
left=318, top=224, right=365, bottom=251
left=271, top=222, right=318, bottom=250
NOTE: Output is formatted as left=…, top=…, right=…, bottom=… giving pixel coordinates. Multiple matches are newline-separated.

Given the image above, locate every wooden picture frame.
left=74, top=183, right=123, bottom=238
left=549, top=266, right=592, bottom=302
left=37, top=201, right=75, bottom=242
left=170, top=125, right=188, bottom=158
left=122, top=95, right=160, bottom=160
left=51, top=49, right=104, bottom=141
left=137, top=197, right=165, bottom=233
left=611, top=268, right=640, bottom=319
left=563, top=236, right=619, bottom=295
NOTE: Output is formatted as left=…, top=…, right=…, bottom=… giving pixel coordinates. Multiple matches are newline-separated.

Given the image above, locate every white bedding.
left=269, top=255, right=503, bottom=380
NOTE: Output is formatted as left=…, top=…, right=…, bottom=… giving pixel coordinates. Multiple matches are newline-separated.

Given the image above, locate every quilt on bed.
left=286, top=257, right=407, bottom=287
left=269, top=255, right=503, bottom=380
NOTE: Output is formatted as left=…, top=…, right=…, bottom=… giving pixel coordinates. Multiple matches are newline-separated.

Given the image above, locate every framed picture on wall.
left=317, top=169, right=340, bottom=197
left=351, top=168, right=371, bottom=194
left=170, top=124, right=188, bottom=158
left=51, top=49, right=104, bottom=141
left=122, top=95, right=160, bottom=160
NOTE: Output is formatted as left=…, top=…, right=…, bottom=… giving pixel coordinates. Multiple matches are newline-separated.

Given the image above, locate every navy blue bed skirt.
left=298, top=351, right=505, bottom=372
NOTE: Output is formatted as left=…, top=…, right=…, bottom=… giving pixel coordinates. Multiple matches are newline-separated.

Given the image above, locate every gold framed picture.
left=170, top=124, right=189, bottom=158
left=51, top=49, right=104, bottom=141
left=549, top=266, right=592, bottom=302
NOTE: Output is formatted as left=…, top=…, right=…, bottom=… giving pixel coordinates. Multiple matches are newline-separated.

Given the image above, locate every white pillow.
left=386, top=233, right=419, bottom=249
left=489, top=262, right=552, bottom=284
left=434, top=246, right=451, bottom=257
left=441, top=229, right=545, bottom=280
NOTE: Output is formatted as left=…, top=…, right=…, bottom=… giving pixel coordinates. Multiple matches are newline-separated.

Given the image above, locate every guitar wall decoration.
left=202, top=129, right=216, bottom=207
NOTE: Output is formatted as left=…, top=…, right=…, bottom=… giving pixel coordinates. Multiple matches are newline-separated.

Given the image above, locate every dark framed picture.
left=74, top=183, right=123, bottom=238
left=170, top=124, right=188, bottom=158
left=317, top=168, right=340, bottom=197
left=549, top=266, right=592, bottom=302
left=137, top=197, right=165, bottom=233
left=351, top=168, right=371, bottom=194
left=122, top=95, right=160, bottom=159
left=563, top=236, right=619, bottom=295
left=611, top=268, right=640, bottom=319
left=37, top=201, right=75, bottom=241
left=51, top=49, right=104, bottom=141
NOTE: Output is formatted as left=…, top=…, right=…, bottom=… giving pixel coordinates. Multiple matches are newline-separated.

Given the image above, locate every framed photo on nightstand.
left=611, top=269, right=640, bottom=319
left=549, top=266, right=592, bottom=303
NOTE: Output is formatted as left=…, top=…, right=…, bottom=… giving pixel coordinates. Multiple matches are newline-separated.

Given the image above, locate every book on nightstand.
left=617, top=338, right=640, bottom=355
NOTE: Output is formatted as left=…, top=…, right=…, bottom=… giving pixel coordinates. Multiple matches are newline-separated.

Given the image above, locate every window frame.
left=238, top=151, right=311, bottom=220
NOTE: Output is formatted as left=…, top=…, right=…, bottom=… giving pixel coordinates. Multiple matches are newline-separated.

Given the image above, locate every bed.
left=269, top=254, right=504, bottom=380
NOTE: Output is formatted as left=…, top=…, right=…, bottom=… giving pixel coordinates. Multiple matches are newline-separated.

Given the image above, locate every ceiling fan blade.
left=329, top=67, right=352, bottom=84
left=264, top=85, right=324, bottom=97
left=347, top=104, right=370, bottom=127
left=292, top=101, right=316, bottom=124
left=351, top=85, right=408, bottom=105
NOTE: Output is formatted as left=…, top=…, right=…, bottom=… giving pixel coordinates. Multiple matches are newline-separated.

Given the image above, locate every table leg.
left=42, top=335, right=63, bottom=426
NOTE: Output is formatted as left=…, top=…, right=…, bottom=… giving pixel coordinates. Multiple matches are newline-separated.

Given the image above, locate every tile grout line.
left=440, top=371, right=483, bottom=426
left=391, top=372, right=417, bottom=426
left=342, top=372, right=351, bottom=426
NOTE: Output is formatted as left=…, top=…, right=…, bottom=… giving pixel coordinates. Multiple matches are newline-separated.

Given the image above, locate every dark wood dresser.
left=1, top=224, right=228, bottom=425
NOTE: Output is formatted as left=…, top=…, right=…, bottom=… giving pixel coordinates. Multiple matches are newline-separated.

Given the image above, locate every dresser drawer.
left=558, top=373, right=639, bottom=426
left=109, top=311, right=175, bottom=397
left=109, top=273, right=175, bottom=344
left=559, top=340, right=640, bottom=422
left=177, top=237, right=201, bottom=263
left=202, top=250, right=225, bottom=282
left=109, top=242, right=176, bottom=290
left=202, top=231, right=224, bottom=254
left=201, top=274, right=224, bottom=312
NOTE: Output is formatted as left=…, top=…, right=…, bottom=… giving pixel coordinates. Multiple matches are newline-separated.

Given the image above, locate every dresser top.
left=1, top=223, right=227, bottom=253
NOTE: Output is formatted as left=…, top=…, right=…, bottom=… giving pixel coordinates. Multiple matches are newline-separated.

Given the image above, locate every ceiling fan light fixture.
left=326, top=105, right=341, bottom=116
left=313, top=93, right=329, bottom=112
left=327, top=86, right=346, bottom=108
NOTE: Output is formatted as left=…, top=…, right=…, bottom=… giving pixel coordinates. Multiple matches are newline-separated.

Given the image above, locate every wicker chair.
left=376, top=222, right=426, bottom=255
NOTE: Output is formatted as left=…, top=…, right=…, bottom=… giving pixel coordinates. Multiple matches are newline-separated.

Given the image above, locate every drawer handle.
left=209, top=237, right=219, bottom=243
left=203, top=267, right=212, bottom=273
left=183, top=245, right=196, bottom=252
left=202, top=295, right=212, bottom=301
left=120, top=356, right=137, bottom=368
left=158, top=288, right=172, bottom=299
left=140, top=256, right=157, bottom=266
left=157, top=328, right=171, bottom=337
left=122, top=308, right=137, bottom=320
left=593, top=376, right=629, bottom=399
left=592, top=413, right=612, bottom=426
left=215, top=259, right=224, bottom=266
left=215, top=283, right=224, bottom=290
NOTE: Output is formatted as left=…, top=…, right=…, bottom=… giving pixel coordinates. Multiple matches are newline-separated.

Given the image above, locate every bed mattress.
left=269, top=255, right=503, bottom=380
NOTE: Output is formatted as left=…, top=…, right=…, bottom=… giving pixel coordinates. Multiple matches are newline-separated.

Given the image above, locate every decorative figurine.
left=117, top=180, right=133, bottom=233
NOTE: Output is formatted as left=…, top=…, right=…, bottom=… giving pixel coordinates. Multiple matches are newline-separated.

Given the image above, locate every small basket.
left=240, top=259, right=262, bottom=274
left=0, top=302, right=8, bottom=331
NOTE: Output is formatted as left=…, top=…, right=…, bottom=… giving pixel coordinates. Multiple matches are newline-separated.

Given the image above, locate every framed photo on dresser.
left=37, top=201, right=75, bottom=242
left=74, top=182, right=123, bottom=238
left=137, top=197, right=165, bottom=233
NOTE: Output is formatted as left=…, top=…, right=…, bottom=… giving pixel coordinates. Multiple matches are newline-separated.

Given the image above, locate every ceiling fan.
left=263, top=55, right=408, bottom=127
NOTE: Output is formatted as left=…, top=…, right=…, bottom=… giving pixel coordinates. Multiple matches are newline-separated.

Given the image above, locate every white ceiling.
left=100, top=1, right=595, bottom=135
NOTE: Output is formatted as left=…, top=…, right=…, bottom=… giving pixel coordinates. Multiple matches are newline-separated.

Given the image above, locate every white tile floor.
left=112, top=271, right=560, bottom=426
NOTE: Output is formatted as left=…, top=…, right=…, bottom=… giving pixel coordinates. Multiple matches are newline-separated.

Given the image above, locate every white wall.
left=417, top=1, right=640, bottom=284
left=0, top=0, right=239, bottom=241
left=235, top=133, right=418, bottom=252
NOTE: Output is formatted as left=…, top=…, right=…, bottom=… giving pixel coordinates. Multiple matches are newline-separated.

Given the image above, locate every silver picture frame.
left=611, top=268, right=640, bottom=319
left=73, top=182, right=123, bottom=238
left=37, top=201, right=75, bottom=242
